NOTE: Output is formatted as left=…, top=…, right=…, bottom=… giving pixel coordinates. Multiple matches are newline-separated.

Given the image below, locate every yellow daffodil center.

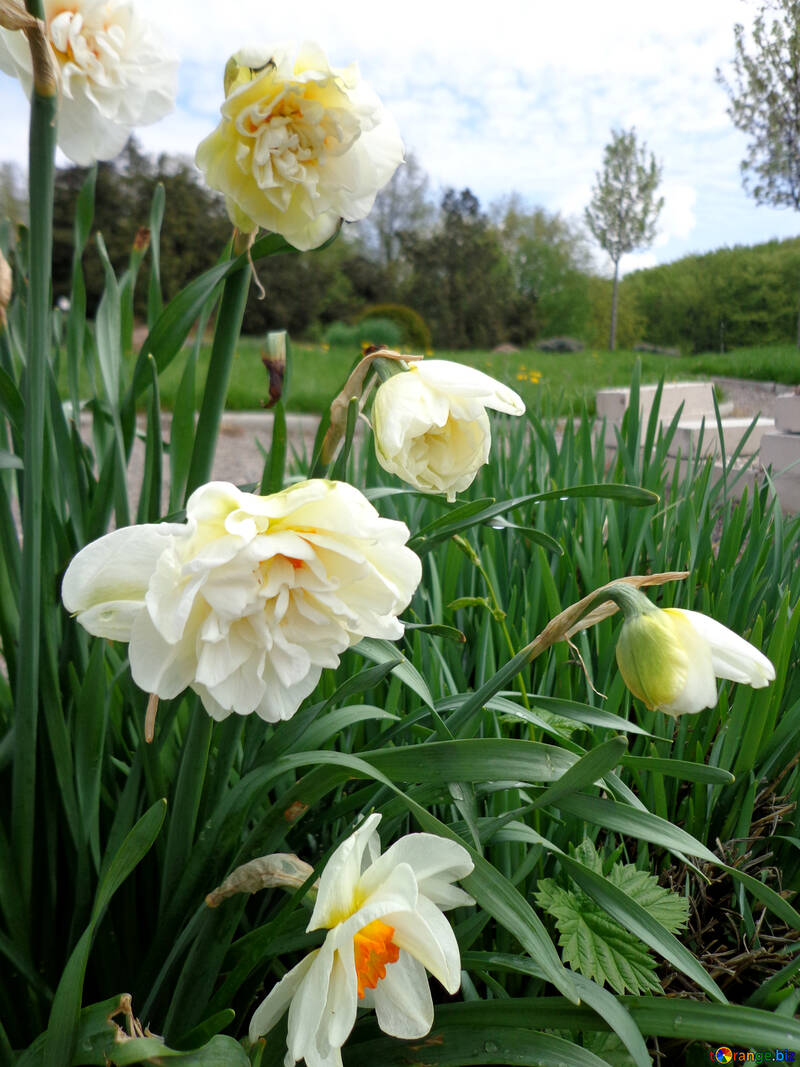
left=616, top=608, right=690, bottom=710
left=353, top=919, right=399, bottom=998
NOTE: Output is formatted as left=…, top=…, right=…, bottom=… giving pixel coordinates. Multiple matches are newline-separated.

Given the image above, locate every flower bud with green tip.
left=612, top=587, right=775, bottom=716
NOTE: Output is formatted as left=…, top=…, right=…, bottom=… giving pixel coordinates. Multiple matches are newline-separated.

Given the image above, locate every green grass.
left=149, top=339, right=800, bottom=415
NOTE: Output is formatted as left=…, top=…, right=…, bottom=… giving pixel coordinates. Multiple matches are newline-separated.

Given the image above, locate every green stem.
left=13, top=85, right=57, bottom=915
left=184, top=257, right=250, bottom=497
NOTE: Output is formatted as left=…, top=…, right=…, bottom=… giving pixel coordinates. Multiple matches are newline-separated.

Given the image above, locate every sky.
left=1, top=0, right=799, bottom=275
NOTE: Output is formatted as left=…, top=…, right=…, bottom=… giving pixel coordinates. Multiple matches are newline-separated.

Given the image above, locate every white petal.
left=387, top=895, right=463, bottom=993
left=357, top=834, right=473, bottom=908
left=371, top=951, right=434, bottom=1039
left=677, top=609, right=775, bottom=687
left=308, top=814, right=382, bottom=932
left=320, top=936, right=358, bottom=1050
left=61, top=522, right=182, bottom=640
left=249, top=950, right=317, bottom=1042
left=128, top=608, right=199, bottom=700
left=662, top=614, right=718, bottom=716
left=286, top=939, right=337, bottom=1063
left=415, top=360, right=525, bottom=415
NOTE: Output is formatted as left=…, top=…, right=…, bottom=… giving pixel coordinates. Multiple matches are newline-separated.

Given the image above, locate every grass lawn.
left=98, top=338, right=800, bottom=414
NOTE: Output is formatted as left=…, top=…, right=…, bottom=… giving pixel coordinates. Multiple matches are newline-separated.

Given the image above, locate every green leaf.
left=44, top=801, right=167, bottom=1067
left=620, top=754, right=735, bottom=785
left=16, top=994, right=127, bottom=1067
left=497, top=822, right=725, bottom=1002
left=462, top=955, right=649, bottom=1067
left=530, top=735, right=627, bottom=811
left=556, top=792, right=718, bottom=862
left=344, top=1025, right=612, bottom=1066
left=606, top=864, right=688, bottom=934
left=571, top=839, right=688, bottom=933
left=354, top=637, right=436, bottom=710
left=535, top=879, right=661, bottom=995
left=107, top=1034, right=249, bottom=1066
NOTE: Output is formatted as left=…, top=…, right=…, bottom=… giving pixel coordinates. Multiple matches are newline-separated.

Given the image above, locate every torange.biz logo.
left=711, top=1050, right=796, bottom=1063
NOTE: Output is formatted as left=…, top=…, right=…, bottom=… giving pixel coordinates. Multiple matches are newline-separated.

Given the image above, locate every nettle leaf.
left=535, top=879, right=660, bottom=995
left=572, top=839, right=688, bottom=933
left=572, top=839, right=605, bottom=876
left=607, top=864, right=689, bottom=933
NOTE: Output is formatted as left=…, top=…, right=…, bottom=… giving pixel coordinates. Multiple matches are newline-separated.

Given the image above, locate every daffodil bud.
left=614, top=591, right=775, bottom=716
left=372, top=360, right=525, bottom=502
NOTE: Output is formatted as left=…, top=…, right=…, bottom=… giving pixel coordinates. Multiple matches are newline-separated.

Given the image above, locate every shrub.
left=324, top=317, right=404, bottom=349
left=357, top=302, right=433, bottom=351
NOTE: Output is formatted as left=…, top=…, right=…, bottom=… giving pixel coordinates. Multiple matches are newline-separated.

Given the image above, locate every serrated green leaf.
left=572, top=839, right=604, bottom=877
left=607, top=864, right=688, bottom=934
left=534, top=881, right=660, bottom=995
left=570, top=839, right=689, bottom=933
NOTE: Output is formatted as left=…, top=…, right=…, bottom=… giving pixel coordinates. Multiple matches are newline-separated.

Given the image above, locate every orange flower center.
left=353, top=919, right=399, bottom=998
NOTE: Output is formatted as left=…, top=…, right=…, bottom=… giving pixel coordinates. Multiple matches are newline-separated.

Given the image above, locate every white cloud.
left=0, top=0, right=794, bottom=267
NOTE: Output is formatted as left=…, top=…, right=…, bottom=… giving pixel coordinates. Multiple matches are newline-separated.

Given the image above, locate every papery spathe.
left=61, top=479, right=421, bottom=723
left=372, top=360, right=525, bottom=501
left=195, top=42, right=403, bottom=250
left=248, top=814, right=474, bottom=1065
left=0, top=0, right=176, bottom=164
left=616, top=605, right=775, bottom=716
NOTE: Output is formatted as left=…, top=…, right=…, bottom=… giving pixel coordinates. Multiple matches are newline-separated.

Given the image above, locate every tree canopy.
left=585, top=128, right=663, bottom=349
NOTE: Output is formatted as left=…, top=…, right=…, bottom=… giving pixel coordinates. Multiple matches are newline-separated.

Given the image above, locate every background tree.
left=353, top=149, right=434, bottom=274
left=717, top=0, right=800, bottom=346
left=402, top=188, right=514, bottom=348
left=584, top=128, right=663, bottom=349
left=493, top=194, right=593, bottom=341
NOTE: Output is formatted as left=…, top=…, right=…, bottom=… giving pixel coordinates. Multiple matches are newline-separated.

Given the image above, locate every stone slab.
left=667, top=417, right=774, bottom=458
left=596, top=381, right=719, bottom=423
left=775, top=393, right=800, bottom=434
left=760, top=430, right=800, bottom=472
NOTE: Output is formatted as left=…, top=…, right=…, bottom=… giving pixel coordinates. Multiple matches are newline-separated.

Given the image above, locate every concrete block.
left=760, top=430, right=800, bottom=472
left=770, top=472, right=800, bottom=514
left=595, top=381, right=718, bottom=424
left=775, top=393, right=800, bottom=434
left=667, top=417, right=774, bottom=459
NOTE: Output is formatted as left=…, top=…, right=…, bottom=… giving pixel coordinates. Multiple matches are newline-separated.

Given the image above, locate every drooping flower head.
left=372, top=360, right=525, bottom=501
left=195, top=42, right=404, bottom=250
left=0, top=0, right=177, bottom=165
left=614, top=591, right=775, bottom=716
left=61, top=479, right=422, bottom=724
left=249, top=814, right=474, bottom=1065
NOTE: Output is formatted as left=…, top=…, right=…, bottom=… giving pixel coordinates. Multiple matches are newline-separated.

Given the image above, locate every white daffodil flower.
left=372, top=360, right=525, bottom=502
left=616, top=604, right=775, bottom=716
left=0, top=0, right=177, bottom=165
left=195, top=42, right=403, bottom=250
left=61, top=480, right=421, bottom=724
left=248, top=814, right=474, bottom=1066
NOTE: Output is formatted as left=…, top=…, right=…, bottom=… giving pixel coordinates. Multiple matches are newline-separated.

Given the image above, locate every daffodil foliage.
left=1, top=42, right=800, bottom=1067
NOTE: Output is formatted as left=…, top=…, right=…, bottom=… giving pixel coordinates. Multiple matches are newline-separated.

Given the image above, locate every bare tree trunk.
left=609, top=259, right=620, bottom=350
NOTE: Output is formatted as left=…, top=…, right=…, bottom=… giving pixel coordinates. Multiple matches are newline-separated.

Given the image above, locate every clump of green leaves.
left=535, top=840, right=689, bottom=995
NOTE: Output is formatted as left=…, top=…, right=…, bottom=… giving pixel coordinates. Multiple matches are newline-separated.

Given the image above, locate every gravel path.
left=710, top=376, right=784, bottom=419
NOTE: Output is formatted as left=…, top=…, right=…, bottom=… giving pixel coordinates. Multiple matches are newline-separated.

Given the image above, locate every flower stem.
left=184, top=253, right=251, bottom=497
left=13, top=78, right=57, bottom=914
